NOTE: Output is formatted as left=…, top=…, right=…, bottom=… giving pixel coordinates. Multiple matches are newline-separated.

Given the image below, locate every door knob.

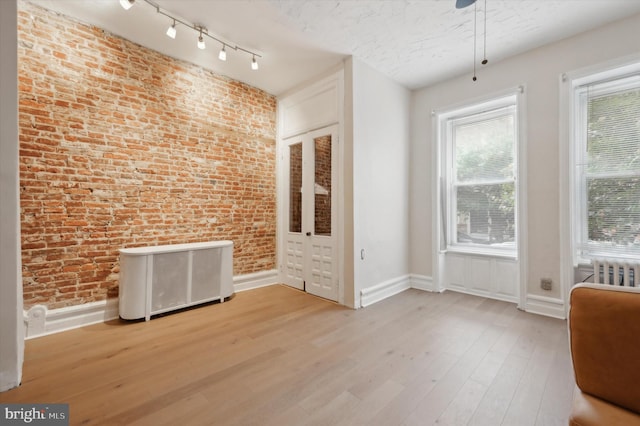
left=306, top=232, right=311, bottom=236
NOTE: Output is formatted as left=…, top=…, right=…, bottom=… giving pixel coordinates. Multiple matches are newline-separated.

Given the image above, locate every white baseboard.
left=24, top=298, right=119, bottom=339
left=525, top=294, right=566, bottom=319
left=233, top=269, right=278, bottom=292
left=23, top=270, right=280, bottom=339
left=360, top=274, right=411, bottom=308
left=410, top=274, right=440, bottom=292
left=410, top=275, right=565, bottom=319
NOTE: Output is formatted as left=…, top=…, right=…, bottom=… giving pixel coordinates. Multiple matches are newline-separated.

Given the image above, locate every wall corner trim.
left=524, top=294, right=566, bottom=319
left=410, top=274, right=439, bottom=292
left=233, top=269, right=279, bottom=292
left=360, top=274, right=411, bottom=307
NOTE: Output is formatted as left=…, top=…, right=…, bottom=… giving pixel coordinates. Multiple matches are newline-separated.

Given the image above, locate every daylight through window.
left=440, top=94, right=519, bottom=255
left=574, top=72, right=640, bottom=260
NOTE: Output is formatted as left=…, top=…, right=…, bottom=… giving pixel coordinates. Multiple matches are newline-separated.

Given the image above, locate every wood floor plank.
left=467, top=353, right=529, bottom=426
left=534, top=332, right=576, bottom=426
left=130, top=392, right=211, bottom=426
left=435, top=379, right=488, bottom=426
left=0, top=285, right=574, bottom=426
left=336, top=380, right=405, bottom=426
left=501, top=338, right=558, bottom=425
left=373, top=352, right=460, bottom=425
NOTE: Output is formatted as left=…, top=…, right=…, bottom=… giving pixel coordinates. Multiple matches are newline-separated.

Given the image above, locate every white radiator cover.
left=119, top=241, right=233, bottom=320
left=592, top=258, right=639, bottom=287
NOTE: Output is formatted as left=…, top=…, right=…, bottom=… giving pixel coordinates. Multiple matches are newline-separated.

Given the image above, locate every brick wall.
left=286, top=135, right=332, bottom=235
left=289, top=143, right=302, bottom=233
left=314, top=135, right=332, bottom=236
left=17, top=2, right=277, bottom=310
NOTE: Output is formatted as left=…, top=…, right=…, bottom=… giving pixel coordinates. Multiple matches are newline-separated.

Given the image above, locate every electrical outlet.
left=541, top=278, right=552, bottom=291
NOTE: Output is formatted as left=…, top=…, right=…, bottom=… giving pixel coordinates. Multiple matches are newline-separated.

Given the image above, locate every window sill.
left=444, top=246, right=517, bottom=260
left=576, top=251, right=640, bottom=265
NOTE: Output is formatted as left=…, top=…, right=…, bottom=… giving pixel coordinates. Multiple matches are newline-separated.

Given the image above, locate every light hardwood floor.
left=0, top=285, right=575, bottom=425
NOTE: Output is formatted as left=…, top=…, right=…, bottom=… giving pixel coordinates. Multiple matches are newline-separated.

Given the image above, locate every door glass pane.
left=314, top=135, right=332, bottom=236
left=289, top=143, right=302, bottom=233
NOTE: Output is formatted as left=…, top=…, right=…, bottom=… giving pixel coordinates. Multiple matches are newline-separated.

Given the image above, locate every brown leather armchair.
left=568, top=283, right=640, bottom=425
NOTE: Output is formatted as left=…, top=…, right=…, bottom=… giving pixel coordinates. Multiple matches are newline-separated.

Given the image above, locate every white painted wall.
left=351, top=58, right=411, bottom=306
left=0, top=0, right=24, bottom=392
left=410, top=13, right=640, bottom=309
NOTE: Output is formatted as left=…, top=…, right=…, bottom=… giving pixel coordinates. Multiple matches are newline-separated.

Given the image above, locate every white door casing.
left=282, top=126, right=339, bottom=301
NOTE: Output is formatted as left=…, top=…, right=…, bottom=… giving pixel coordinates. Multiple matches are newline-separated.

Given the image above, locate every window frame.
left=569, top=64, right=640, bottom=264
left=438, top=92, right=520, bottom=257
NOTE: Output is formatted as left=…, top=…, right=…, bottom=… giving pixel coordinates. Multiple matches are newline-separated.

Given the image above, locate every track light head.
left=197, top=33, right=205, bottom=50
left=218, top=45, right=227, bottom=61
left=120, top=0, right=135, bottom=10
left=251, top=55, right=259, bottom=70
left=166, top=21, right=177, bottom=39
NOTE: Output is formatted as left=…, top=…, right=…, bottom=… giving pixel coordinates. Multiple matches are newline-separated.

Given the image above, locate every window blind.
left=578, top=75, right=640, bottom=259
left=450, top=105, right=517, bottom=248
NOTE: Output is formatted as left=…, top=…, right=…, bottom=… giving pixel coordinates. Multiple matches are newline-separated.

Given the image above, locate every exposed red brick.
left=18, top=2, right=277, bottom=309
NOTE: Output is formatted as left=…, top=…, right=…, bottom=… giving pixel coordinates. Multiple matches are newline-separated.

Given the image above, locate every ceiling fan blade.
left=456, top=0, right=477, bottom=8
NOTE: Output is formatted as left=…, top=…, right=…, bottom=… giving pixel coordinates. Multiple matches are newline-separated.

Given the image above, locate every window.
left=439, top=93, right=519, bottom=255
left=572, top=67, right=640, bottom=261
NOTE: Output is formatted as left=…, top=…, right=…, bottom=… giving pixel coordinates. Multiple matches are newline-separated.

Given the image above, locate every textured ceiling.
left=26, top=0, right=640, bottom=95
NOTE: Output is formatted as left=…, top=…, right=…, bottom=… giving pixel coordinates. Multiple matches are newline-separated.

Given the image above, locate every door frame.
left=279, top=125, right=339, bottom=301
left=276, top=70, right=346, bottom=306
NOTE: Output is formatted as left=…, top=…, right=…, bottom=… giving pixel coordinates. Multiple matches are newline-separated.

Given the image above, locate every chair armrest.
left=568, top=284, right=640, bottom=415
left=570, top=387, right=640, bottom=426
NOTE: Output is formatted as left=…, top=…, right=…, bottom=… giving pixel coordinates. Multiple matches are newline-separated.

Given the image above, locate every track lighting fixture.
left=119, top=0, right=135, bottom=10
left=120, top=0, right=262, bottom=69
left=166, top=20, right=176, bottom=39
